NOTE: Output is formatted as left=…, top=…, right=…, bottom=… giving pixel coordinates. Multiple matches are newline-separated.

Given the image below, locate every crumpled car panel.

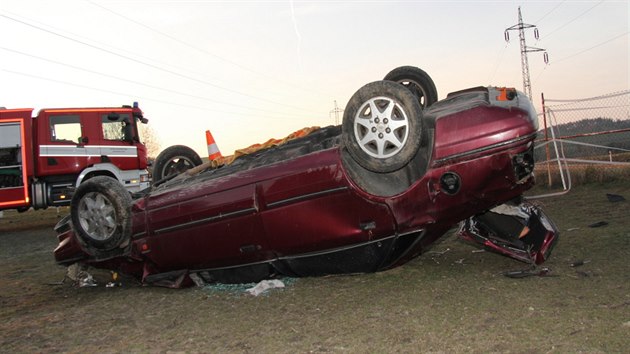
left=457, top=200, right=559, bottom=265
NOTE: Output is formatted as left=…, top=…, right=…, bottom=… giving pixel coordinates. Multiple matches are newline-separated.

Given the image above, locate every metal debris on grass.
left=575, top=270, right=592, bottom=277
left=427, top=248, right=450, bottom=256
left=570, top=260, right=590, bottom=267
left=606, top=193, right=626, bottom=203
left=502, top=267, right=552, bottom=278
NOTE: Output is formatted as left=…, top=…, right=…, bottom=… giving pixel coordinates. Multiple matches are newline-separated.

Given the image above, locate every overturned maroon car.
left=54, top=67, right=559, bottom=287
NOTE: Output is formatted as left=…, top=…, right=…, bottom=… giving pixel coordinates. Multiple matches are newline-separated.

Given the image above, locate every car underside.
left=53, top=67, right=559, bottom=288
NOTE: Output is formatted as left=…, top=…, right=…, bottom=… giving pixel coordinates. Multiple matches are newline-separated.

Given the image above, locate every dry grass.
left=1, top=181, right=629, bottom=353
left=535, top=163, right=630, bottom=188
left=0, top=207, right=68, bottom=233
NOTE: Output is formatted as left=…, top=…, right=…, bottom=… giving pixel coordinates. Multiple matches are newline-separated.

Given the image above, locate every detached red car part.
left=54, top=67, right=558, bottom=287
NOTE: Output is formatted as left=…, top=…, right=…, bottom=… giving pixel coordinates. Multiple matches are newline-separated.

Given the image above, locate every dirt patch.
left=1, top=182, right=629, bottom=352
left=0, top=207, right=68, bottom=233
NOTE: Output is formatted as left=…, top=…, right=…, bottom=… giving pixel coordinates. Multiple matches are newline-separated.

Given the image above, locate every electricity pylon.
left=330, top=100, right=344, bottom=125
left=505, top=6, right=548, bottom=100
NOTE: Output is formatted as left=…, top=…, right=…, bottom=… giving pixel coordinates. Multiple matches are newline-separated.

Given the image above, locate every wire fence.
left=533, top=90, right=630, bottom=194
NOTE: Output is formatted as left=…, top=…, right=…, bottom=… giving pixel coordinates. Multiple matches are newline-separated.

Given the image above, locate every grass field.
left=1, top=181, right=628, bottom=352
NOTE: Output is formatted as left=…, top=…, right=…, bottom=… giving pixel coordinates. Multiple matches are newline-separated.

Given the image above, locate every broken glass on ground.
left=66, top=263, right=97, bottom=287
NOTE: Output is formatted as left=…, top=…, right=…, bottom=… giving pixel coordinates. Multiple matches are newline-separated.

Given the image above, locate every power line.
left=0, top=12, right=321, bottom=114
left=531, top=65, right=548, bottom=87
left=2, top=69, right=312, bottom=121
left=551, top=31, right=629, bottom=64
left=1, top=9, right=255, bottom=95
left=487, top=43, right=508, bottom=84
left=86, top=0, right=328, bottom=97
left=533, top=0, right=566, bottom=24
left=0, top=46, right=319, bottom=119
left=540, top=0, right=605, bottom=40
left=86, top=1, right=252, bottom=73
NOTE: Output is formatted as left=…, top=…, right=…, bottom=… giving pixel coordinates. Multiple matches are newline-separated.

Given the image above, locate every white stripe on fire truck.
left=39, top=145, right=138, bottom=157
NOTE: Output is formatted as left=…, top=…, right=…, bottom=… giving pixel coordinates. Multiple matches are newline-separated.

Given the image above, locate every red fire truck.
left=0, top=103, right=150, bottom=211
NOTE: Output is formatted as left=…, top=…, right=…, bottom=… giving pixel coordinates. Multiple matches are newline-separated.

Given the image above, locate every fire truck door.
left=97, top=113, right=140, bottom=170
left=0, top=121, right=29, bottom=208
left=38, top=114, right=87, bottom=176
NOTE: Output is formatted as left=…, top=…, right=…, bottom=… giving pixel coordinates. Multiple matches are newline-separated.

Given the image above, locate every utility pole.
left=329, top=100, right=344, bottom=125
left=505, top=6, right=548, bottom=100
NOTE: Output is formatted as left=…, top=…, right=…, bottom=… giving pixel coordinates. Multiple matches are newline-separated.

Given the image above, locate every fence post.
left=541, top=92, right=552, bottom=187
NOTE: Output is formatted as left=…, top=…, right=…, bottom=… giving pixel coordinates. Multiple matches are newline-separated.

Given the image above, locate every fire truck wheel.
left=71, top=176, right=133, bottom=251
left=384, top=66, right=438, bottom=109
left=342, top=80, right=424, bottom=173
left=153, top=145, right=203, bottom=181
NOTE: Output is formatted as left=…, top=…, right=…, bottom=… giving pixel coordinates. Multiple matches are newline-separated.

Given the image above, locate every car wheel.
left=70, top=176, right=132, bottom=251
left=384, top=66, right=438, bottom=109
left=153, top=145, right=202, bottom=181
left=342, top=80, right=424, bottom=173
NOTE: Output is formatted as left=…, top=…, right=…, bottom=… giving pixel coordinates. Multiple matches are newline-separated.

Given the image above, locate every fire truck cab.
left=0, top=103, right=151, bottom=211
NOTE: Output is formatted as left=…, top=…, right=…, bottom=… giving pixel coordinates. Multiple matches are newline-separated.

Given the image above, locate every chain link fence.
left=534, top=90, right=630, bottom=192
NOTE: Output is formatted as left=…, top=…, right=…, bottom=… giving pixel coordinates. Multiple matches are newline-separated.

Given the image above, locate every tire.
left=384, top=66, right=438, bottom=109
left=153, top=145, right=202, bottom=181
left=70, top=176, right=132, bottom=251
left=342, top=80, right=424, bottom=173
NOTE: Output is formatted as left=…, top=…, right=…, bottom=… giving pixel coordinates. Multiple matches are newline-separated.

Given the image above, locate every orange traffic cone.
left=206, top=130, right=222, bottom=160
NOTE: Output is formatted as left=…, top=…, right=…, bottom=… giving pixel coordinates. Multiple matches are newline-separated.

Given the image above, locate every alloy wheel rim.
left=353, top=96, right=409, bottom=159
left=78, top=192, right=117, bottom=241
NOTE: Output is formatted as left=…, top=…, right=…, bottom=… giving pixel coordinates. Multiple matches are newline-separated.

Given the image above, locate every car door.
left=258, top=149, right=396, bottom=257
left=142, top=171, right=270, bottom=271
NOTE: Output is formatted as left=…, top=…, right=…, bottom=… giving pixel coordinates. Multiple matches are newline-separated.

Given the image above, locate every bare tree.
left=139, top=124, right=161, bottom=159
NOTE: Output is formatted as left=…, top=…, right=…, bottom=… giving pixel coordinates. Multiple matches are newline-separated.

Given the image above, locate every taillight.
left=496, top=87, right=517, bottom=101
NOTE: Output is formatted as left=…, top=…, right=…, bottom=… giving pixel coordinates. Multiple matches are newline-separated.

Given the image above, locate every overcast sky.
left=1, top=0, right=628, bottom=157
